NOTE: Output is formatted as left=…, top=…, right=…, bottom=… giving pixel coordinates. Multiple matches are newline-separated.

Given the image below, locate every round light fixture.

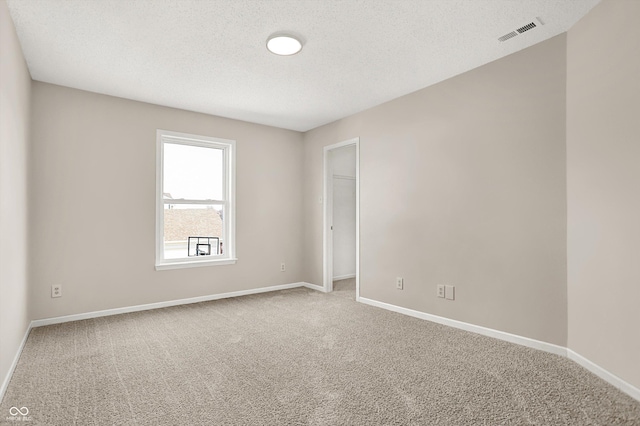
left=266, top=34, right=303, bottom=56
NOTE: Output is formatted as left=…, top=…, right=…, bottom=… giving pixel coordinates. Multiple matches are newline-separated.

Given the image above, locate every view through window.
left=156, top=130, right=235, bottom=269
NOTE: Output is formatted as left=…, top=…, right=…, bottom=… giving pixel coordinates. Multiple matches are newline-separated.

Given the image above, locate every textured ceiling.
left=6, top=0, right=600, bottom=132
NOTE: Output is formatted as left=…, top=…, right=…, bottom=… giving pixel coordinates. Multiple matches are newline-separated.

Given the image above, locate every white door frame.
left=323, top=137, right=360, bottom=300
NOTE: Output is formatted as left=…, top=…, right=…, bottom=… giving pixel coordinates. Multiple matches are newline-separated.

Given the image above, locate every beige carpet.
left=2, top=279, right=639, bottom=425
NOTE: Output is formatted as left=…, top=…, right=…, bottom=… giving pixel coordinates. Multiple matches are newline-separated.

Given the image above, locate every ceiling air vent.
left=498, top=18, right=543, bottom=42
left=516, top=22, right=536, bottom=33
left=498, top=31, right=518, bottom=42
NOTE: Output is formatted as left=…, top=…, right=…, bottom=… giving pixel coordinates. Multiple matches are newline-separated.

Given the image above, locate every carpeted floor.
left=1, top=279, right=639, bottom=425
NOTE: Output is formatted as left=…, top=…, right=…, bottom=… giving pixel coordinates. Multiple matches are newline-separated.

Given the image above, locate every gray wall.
left=567, top=0, right=640, bottom=389
left=303, top=35, right=568, bottom=346
left=29, top=82, right=304, bottom=320
left=0, top=0, right=31, bottom=393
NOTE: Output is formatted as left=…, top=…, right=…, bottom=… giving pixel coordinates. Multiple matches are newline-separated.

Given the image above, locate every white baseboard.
left=3, top=282, right=313, bottom=402
left=302, top=282, right=329, bottom=293
left=31, top=282, right=307, bottom=328
left=4, top=284, right=638, bottom=404
left=358, top=297, right=567, bottom=356
left=567, top=349, right=640, bottom=401
left=358, top=296, right=640, bottom=402
left=0, top=323, right=31, bottom=403
left=333, top=274, right=356, bottom=281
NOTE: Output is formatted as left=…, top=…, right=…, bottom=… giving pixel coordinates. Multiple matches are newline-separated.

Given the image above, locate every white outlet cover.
left=51, top=285, right=62, bottom=298
left=396, top=277, right=403, bottom=290
left=437, top=285, right=445, bottom=298
left=445, top=285, right=455, bottom=300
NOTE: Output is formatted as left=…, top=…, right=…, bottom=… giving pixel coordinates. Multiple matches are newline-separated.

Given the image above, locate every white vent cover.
left=498, top=17, right=544, bottom=42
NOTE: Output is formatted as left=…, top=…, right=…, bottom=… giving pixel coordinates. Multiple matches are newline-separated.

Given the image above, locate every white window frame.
left=155, top=129, right=236, bottom=270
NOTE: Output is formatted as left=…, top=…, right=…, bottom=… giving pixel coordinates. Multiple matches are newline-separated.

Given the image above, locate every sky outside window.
left=163, top=143, right=223, bottom=201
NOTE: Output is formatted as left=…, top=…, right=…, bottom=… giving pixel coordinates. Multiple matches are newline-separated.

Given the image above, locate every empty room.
left=1, top=0, right=639, bottom=424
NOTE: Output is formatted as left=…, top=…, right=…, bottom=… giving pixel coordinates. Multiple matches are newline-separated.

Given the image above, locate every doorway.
left=323, top=138, right=360, bottom=300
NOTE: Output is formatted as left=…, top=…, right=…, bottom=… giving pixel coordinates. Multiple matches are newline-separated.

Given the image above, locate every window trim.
left=155, top=129, right=236, bottom=270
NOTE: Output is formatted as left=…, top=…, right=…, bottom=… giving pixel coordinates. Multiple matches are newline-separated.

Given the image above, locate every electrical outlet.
left=445, top=285, right=455, bottom=300
left=51, top=285, right=62, bottom=298
left=280, top=262, right=286, bottom=272
left=396, top=277, right=403, bottom=290
left=437, top=285, right=445, bottom=298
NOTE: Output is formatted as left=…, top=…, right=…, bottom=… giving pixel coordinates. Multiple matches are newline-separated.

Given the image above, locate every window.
left=156, top=130, right=236, bottom=270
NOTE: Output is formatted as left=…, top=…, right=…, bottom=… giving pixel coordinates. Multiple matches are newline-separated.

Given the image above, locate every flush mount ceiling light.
left=266, top=33, right=303, bottom=56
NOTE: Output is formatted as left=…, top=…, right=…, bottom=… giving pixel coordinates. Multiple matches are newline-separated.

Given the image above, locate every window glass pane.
left=163, top=143, right=223, bottom=201
left=163, top=204, right=224, bottom=259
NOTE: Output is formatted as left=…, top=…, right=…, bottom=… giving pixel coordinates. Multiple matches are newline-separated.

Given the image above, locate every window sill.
left=155, top=258, right=237, bottom=271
